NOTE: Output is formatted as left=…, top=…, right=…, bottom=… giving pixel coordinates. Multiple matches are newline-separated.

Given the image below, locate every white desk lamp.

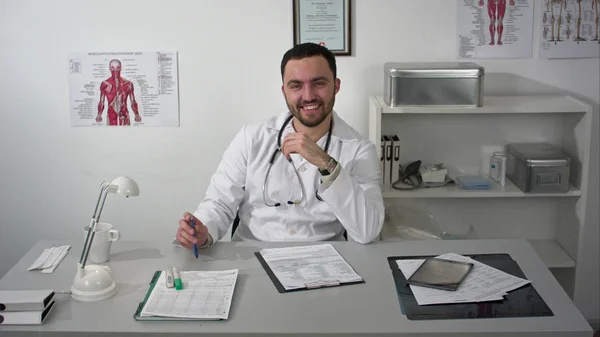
left=70, top=176, right=139, bottom=302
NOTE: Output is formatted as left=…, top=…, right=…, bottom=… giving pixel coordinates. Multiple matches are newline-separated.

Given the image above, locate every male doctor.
left=175, top=43, right=384, bottom=248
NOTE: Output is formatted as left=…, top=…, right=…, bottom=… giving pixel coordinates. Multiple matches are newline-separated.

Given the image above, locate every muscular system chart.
left=457, top=0, right=534, bottom=59
left=68, top=50, right=180, bottom=127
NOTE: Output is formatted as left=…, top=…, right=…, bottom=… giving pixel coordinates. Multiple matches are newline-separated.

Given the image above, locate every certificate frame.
left=293, top=0, right=352, bottom=56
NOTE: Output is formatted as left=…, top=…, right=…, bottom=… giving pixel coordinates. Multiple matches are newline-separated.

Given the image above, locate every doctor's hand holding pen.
left=176, top=212, right=209, bottom=252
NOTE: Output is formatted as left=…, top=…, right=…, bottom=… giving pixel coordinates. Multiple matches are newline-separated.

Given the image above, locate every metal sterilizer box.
left=383, top=62, right=484, bottom=107
left=506, top=143, right=571, bottom=193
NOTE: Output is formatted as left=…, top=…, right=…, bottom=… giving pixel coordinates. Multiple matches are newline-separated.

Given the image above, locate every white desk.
left=0, top=239, right=593, bottom=337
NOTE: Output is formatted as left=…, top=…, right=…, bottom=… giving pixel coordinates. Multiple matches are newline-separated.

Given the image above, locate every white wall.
left=0, top=0, right=598, bottom=323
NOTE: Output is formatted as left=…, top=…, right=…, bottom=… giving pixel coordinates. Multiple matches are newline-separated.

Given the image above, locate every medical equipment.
left=391, top=160, right=422, bottom=190
left=419, top=163, right=448, bottom=183
left=263, top=114, right=333, bottom=207
left=506, top=143, right=570, bottom=193
left=383, top=62, right=484, bottom=107
left=391, top=161, right=454, bottom=190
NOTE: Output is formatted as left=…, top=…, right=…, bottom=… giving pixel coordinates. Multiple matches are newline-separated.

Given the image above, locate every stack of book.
left=0, top=289, right=56, bottom=325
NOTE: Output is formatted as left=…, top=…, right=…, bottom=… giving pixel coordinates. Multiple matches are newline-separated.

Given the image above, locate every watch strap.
left=319, top=157, right=337, bottom=176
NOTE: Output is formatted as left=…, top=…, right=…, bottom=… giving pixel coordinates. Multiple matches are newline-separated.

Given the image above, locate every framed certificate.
left=293, top=0, right=351, bottom=56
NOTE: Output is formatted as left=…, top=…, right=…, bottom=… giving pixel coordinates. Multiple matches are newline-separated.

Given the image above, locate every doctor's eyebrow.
left=286, top=76, right=330, bottom=87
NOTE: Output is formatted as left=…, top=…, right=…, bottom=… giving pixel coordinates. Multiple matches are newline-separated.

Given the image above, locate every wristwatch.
left=319, top=157, right=338, bottom=176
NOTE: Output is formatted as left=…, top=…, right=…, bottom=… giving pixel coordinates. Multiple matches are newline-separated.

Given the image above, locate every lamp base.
left=70, top=263, right=117, bottom=302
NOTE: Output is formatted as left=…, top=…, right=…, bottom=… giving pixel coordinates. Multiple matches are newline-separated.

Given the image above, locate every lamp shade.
left=109, top=176, right=140, bottom=197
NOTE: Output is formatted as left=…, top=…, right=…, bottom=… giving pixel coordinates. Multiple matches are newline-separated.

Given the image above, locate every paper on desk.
left=259, top=244, right=363, bottom=290
left=396, top=253, right=530, bottom=305
left=140, top=269, right=238, bottom=320
left=28, top=245, right=71, bottom=273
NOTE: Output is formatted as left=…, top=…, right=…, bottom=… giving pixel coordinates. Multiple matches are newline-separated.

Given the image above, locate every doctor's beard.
left=287, top=96, right=335, bottom=128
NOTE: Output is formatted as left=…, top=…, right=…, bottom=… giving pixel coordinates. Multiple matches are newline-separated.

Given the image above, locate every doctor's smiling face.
left=281, top=52, right=340, bottom=128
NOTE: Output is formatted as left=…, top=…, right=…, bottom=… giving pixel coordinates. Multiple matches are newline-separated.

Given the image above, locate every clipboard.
left=254, top=251, right=365, bottom=293
left=133, top=270, right=232, bottom=321
left=134, top=271, right=185, bottom=321
left=387, top=254, right=554, bottom=320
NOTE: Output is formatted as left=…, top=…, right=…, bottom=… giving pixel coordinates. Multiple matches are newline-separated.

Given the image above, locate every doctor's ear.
left=334, top=78, right=341, bottom=94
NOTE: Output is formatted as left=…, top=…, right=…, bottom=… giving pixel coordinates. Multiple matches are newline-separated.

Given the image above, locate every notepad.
left=255, top=244, right=364, bottom=293
left=135, top=269, right=238, bottom=320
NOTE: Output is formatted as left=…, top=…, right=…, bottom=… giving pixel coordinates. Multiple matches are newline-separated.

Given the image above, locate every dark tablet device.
left=406, top=258, right=474, bottom=291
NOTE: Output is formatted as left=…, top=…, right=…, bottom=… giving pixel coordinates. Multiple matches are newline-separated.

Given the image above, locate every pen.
left=190, top=217, right=199, bottom=259
left=173, top=267, right=183, bottom=290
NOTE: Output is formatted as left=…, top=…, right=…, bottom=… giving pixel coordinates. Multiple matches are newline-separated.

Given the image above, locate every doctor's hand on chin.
left=176, top=212, right=209, bottom=249
left=282, top=133, right=331, bottom=169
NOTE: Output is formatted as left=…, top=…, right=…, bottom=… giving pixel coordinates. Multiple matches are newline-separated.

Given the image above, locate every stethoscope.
left=263, top=114, right=333, bottom=207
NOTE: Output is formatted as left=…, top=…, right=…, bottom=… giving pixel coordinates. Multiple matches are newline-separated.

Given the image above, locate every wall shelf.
left=373, top=95, right=588, bottom=115
left=528, top=239, right=576, bottom=269
left=369, top=92, right=594, bottom=312
left=381, top=180, right=581, bottom=199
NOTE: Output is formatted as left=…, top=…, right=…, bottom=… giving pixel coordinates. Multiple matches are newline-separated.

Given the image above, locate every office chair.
left=230, top=213, right=347, bottom=241
left=231, top=214, right=240, bottom=237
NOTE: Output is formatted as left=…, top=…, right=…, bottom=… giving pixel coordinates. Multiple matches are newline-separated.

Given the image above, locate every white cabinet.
left=368, top=94, right=594, bottom=302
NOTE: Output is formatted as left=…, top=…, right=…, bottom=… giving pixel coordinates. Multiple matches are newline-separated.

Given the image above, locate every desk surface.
left=0, top=239, right=593, bottom=337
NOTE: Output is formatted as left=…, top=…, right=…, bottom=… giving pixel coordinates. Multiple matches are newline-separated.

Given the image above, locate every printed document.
left=68, top=51, right=180, bottom=127
left=140, top=269, right=238, bottom=320
left=28, top=245, right=71, bottom=273
left=538, top=0, right=600, bottom=59
left=396, top=253, right=530, bottom=305
left=456, top=0, right=534, bottom=59
left=259, top=244, right=363, bottom=290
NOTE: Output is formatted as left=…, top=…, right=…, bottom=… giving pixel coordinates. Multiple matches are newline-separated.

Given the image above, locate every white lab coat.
left=193, top=110, right=384, bottom=244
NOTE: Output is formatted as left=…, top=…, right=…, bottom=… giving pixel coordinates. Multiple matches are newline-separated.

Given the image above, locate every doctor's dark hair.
left=280, top=43, right=337, bottom=80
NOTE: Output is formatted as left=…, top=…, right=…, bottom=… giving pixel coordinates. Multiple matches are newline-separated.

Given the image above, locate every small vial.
left=489, top=151, right=506, bottom=186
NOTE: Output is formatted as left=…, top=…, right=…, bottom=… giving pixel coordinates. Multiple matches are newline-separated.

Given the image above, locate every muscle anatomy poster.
left=457, top=0, right=534, bottom=58
left=539, top=0, right=600, bottom=58
left=69, top=51, right=179, bottom=127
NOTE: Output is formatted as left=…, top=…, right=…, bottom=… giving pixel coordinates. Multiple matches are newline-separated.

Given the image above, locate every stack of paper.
left=27, top=245, right=71, bottom=273
left=396, top=253, right=531, bottom=305
left=139, top=269, right=238, bottom=320
left=257, top=244, right=363, bottom=291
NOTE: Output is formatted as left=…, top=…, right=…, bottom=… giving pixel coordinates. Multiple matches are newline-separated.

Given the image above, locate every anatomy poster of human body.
left=69, top=51, right=179, bottom=127
left=539, top=0, right=600, bottom=58
left=457, top=0, right=534, bottom=58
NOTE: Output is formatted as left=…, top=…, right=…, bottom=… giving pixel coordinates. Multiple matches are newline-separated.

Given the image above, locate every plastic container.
left=489, top=151, right=507, bottom=186
left=455, top=174, right=491, bottom=190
